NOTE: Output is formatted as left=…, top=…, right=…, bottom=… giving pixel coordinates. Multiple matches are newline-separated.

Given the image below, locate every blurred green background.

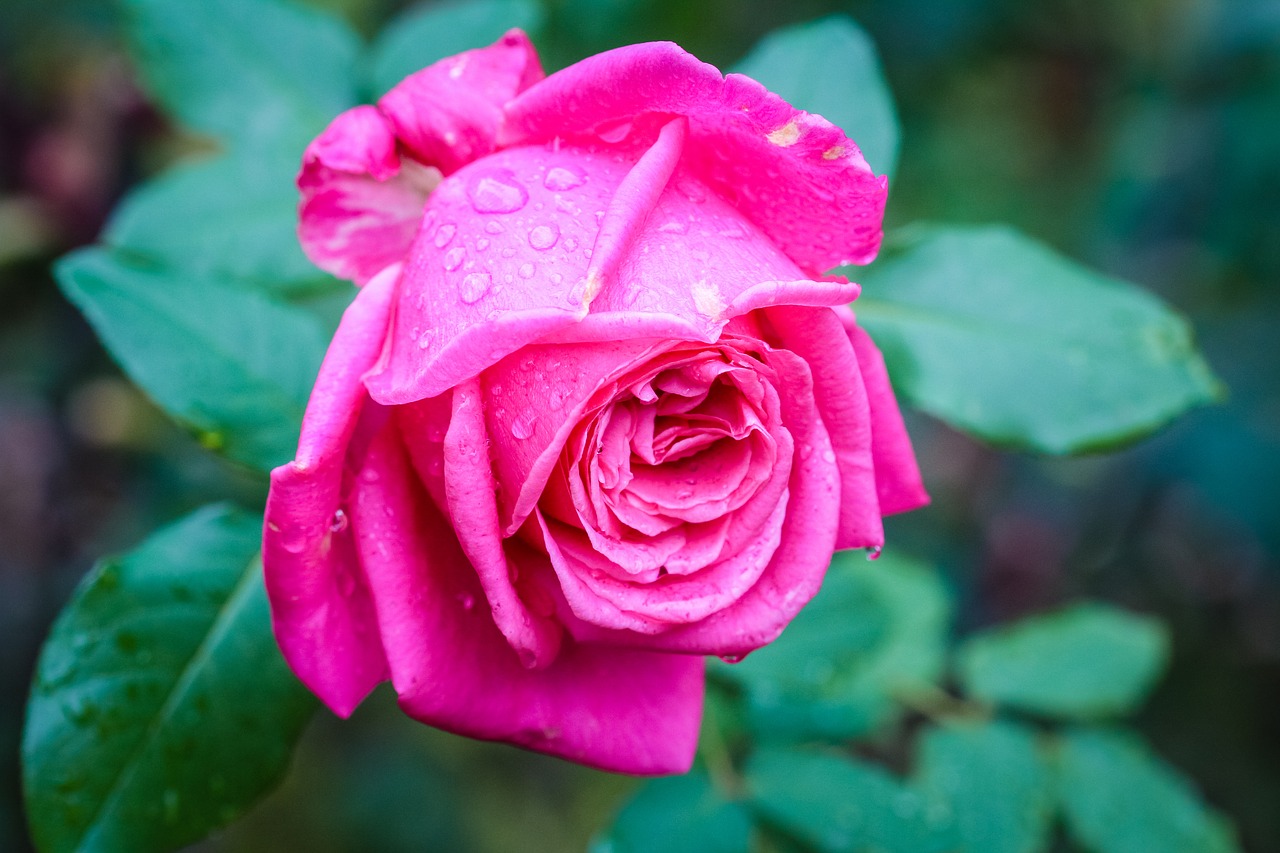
left=2, top=0, right=1277, bottom=849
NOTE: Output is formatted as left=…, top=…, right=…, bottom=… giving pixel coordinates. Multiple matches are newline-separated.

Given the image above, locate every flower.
left=263, top=30, right=927, bottom=774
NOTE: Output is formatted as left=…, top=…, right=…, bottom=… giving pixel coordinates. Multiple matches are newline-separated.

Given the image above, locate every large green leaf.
left=22, top=505, right=318, bottom=853
left=121, top=0, right=361, bottom=156
left=366, top=0, right=546, bottom=96
left=956, top=602, right=1169, bottom=720
left=55, top=248, right=332, bottom=471
left=853, top=225, right=1224, bottom=453
left=913, top=721, right=1053, bottom=853
left=733, top=15, right=899, bottom=179
left=713, top=549, right=949, bottom=741
left=104, top=152, right=325, bottom=290
left=1054, top=728, right=1240, bottom=853
left=590, top=771, right=752, bottom=853
left=747, top=748, right=957, bottom=853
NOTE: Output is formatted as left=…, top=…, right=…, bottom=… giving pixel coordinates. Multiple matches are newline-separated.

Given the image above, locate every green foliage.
left=590, top=771, right=752, bottom=853
left=55, top=248, right=331, bottom=471
left=854, top=225, right=1224, bottom=453
left=1054, top=728, right=1241, bottom=853
left=120, top=0, right=361, bottom=159
left=746, top=748, right=957, bottom=853
left=22, top=505, right=317, bottom=853
left=367, top=0, right=546, bottom=96
left=957, top=602, right=1170, bottom=719
left=104, top=153, right=324, bottom=291
left=714, top=549, right=949, bottom=741
left=912, top=721, right=1053, bottom=853
left=733, top=15, right=900, bottom=179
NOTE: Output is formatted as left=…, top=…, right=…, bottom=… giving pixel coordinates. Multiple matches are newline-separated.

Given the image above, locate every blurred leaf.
left=913, top=720, right=1053, bottom=853
left=956, top=602, right=1170, bottom=720
left=854, top=225, right=1225, bottom=453
left=104, top=152, right=327, bottom=290
left=121, top=0, right=361, bottom=157
left=22, top=505, right=317, bottom=853
left=590, top=771, right=751, bottom=853
left=733, top=15, right=899, bottom=179
left=713, top=549, right=949, bottom=741
left=367, top=0, right=545, bottom=96
left=1054, top=728, right=1241, bottom=853
left=746, top=748, right=957, bottom=853
left=55, top=248, right=331, bottom=471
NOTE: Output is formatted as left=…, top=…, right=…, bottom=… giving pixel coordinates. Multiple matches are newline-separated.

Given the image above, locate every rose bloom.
left=263, top=30, right=927, bottom=774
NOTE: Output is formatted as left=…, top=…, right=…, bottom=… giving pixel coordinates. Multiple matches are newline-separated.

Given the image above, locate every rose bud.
left=264, top=30, right=927, bottom=774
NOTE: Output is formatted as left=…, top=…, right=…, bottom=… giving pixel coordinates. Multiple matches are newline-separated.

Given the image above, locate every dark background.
left=2, top=0, right=1277, bottom=849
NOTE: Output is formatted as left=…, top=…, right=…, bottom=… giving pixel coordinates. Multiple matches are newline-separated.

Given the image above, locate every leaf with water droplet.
left=22, top=505, right=317, bottom=853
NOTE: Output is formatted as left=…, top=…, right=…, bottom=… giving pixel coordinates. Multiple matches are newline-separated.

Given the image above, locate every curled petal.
left=350, top=423, right=705, bottom=775
left=262, top=267, right=399, bottom=715
left=501, top=41, right=887, bottom=273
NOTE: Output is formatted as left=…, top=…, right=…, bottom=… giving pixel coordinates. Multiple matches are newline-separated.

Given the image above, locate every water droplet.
left=64, top=695, right=98, bottom=726
left=501, top=247, right=516, bottom=259
left=456, top=592, right=475, bottom=611
left=485, top=220, right=504, bottom=234
left=417, top=328, right=435, bottom=350
left=442, top=247, right=465, bottom=271
left=659, top=220, right=688, bottom=234
left=476, top=237, right=490, bottom=251
left=718, top=653, right=746, bottom=664
left=329, top=508, right=348, bottom=533
left=467, top=169, right=528, bottom=214
left=510, top=409, right=537, bottom=439
left=518, top=263, right=535, bottom=279
left=459, top=272, right=493, bottom=304
left=543, top=165, right=585, bottom=191
left=550, top=272, right=563, bottom=285
left=595, top=119, right=633, bottom=143
left=432, top=222, right=456, bottom=248
left=866, top=545, right=883, bottom=561
left=677, top=179, right=708, bottom=203
left=563, top=236, right=578, bottom=252
left=280, top=527, right=307, bottom=554
left=528, top=223, right=559, bottom=250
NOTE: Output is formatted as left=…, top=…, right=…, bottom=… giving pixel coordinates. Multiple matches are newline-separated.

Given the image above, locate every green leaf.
left=913, top=721, right=1053, bottom=853
left=121, top=0, right=361, bottom=156
left=853, top=225, right=1224, bottom=453
left=22, top=505, right=318, bottom=853
left=104, top=152, right=326, bottom=290
left=956, top=602, right=1170, bottom=720
left=55, top=248, right=332, bottom=471
left=367, top=0, right=545, bottom=96
left=733, top=15, right=899, bottom=179
left=1054, top=728, right=1241, bottom=853
left=590, top=772, right=752, bottom=853
left=714, top=549, right=949, bottom=741
left=747, top=748, right=957, bottom=853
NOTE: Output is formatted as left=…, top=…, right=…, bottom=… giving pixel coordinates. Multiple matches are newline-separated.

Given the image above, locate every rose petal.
left=501, top=41, right=888, bottom=273
left=764, top=305, right=884, bottom=548
left=350, top=424, right=705, bottom=774
left=262, top=267, right=399, bottom=715
left=843, top=309, right=930, bottom=514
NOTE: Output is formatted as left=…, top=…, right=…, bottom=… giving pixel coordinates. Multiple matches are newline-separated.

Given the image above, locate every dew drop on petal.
left=659, top=220, right=688, bottom=234
left=866, top=545, right=883, bottom=561
left=442, top=247, right=465, bottom=271
left=528, top=223, right=559, bottom=250
left=467, top=169, right=529, bottom=214
left=433, top=222, right=456, bottom=248
left=459, top=272, right=493, bottom=304
left=595, top=119, right=633, bottom=143
left=329, top=508, right=348, bottom=533
left=476, top=237, right=490, bottom=251
left=456, top=592, right=475, bottom=611
left=518, top=262, right=535, bottom=279
left=485, top=220, right=504, bottom=234
left=543, top=165, right=585, bottom=191
left=511, top=408, right=537, bottom=439
left=718, top=653, right=745, bottom=664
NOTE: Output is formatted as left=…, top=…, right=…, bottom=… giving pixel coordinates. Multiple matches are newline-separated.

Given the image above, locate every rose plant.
left=263, top=30, right=927, bottom=773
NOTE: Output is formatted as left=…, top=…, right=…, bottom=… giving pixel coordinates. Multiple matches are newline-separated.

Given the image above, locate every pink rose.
left=263, top=30, right=927, bottom=774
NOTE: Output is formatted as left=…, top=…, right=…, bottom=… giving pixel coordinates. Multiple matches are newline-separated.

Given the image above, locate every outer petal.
left=501, top=41, right=887, bottom=273
left=298, top=107, right=440, bottom=284
left=350, top=420, right=705, bottom=774
left=377, top=29, right=544, bottom=175
left=765, top=305, right=884, bottom=548
left=843, top=309, right=930, bottom=514
left=262, top=266, right=399, bottom=715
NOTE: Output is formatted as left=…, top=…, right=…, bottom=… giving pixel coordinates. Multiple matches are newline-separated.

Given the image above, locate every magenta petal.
left=501, top=41, right=888, bottom=272
left=262, top=268, right=399, bottom=716
left=845, top=312, right=929, bottom=515
left=377, top=29, right=544, bottom=176
left=298, top=108, right=439, bottom=284
left=766, top=305, right=884, bottom=548
left=442, top=378, right=563, bottom=668
left=351, top=424, right=705, bottom=774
